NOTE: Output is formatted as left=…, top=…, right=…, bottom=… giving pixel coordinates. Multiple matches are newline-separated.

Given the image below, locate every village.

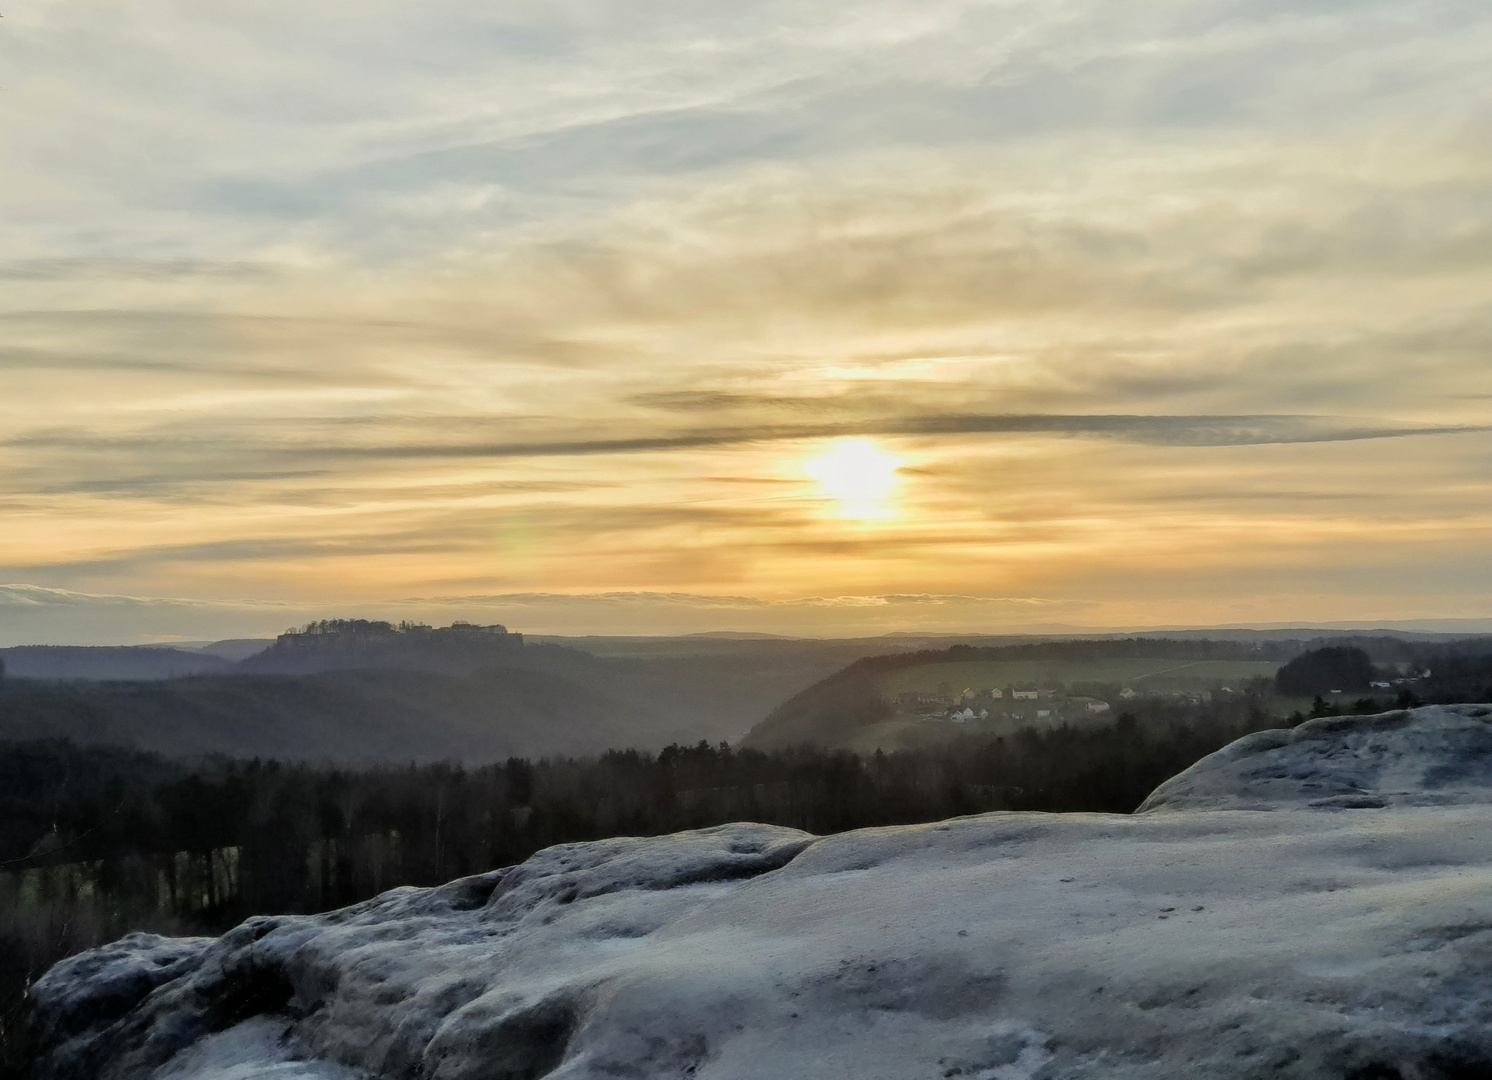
left=891, top=683, right=1233, bottom=727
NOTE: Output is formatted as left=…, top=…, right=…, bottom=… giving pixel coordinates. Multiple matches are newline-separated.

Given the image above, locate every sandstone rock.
left=30, top=707, right=1492, bottom=1079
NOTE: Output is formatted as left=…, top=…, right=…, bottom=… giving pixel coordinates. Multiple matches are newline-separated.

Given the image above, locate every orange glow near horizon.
left=4, top=2, right=1492, bottom=643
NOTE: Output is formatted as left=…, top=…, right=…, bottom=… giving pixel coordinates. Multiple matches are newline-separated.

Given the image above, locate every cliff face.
left=29, top=705, right=1492, bottom=1080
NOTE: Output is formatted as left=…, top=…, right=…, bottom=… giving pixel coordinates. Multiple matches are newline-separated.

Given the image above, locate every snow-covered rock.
left=29, top=706, right=1492, bottom=1080
left=1140, top=703, right=1492, bottom=812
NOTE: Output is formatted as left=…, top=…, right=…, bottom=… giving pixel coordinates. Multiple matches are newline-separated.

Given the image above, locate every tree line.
left=2, top=710, right=1259, bottom=917
left=11, top=649, right=1492, bottom=1075
left=0, top=697, right=1281, bottom=1070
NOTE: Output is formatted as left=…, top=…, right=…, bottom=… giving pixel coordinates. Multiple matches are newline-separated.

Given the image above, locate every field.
left=876, top=658, right=1283, bottom=697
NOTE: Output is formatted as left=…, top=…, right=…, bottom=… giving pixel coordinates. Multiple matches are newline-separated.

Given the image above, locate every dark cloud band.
left=284, top=413, right=1492, bottom=459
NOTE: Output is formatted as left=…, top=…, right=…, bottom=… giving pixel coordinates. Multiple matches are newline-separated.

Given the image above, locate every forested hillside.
left=5, top=649, right=1491, bottom=1069
left=743, top=636, right=1491, bottom=750
left=0, top=636, right=876, bottom=764
left=0, top=646, right=231, bottom=681
left=0, top=701, right=1272, bottom=1068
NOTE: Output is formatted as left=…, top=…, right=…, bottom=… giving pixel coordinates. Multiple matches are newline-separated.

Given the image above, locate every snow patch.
left=151, top=1017, right=367, bottom=1080
left=1138, top=704, right=1492, bottom=812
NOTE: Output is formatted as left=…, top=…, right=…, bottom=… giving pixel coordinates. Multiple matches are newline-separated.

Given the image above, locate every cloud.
left=0, top=259, right=277, bottom=282
left=0, top=583, right=1100, bottom=644
left=3, top=0, right=1492, bottom=635
left=294, top=413, right=1485, bottom=456
left=0, top=584, right=299, bottom=646
left=8, top=582, right=1492, bottom=646
left=4, top=415, right=1478, bottom=486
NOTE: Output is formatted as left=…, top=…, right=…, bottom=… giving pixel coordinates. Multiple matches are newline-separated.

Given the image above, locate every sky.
left=3, top=0, right=1492, bottom=643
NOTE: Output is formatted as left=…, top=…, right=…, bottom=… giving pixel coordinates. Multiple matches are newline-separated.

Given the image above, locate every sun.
left=803, top=439, right=901, bottom=517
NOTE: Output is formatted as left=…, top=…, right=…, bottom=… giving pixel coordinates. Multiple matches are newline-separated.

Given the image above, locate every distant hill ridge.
left=0, top=646, right=232, bottom=681
left=0, top=628, right=881, bottom=764
left=0, top=620, right=526, bottom=682
left=6, top=628, right=1491, bottom=766
left=741, top=635, right=1468, bottom=750
left=237, top=618, right=523, bottom=676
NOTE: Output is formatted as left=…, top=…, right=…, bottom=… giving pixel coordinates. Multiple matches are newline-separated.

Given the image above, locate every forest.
left=0, top=694, right=1287, bottom=1071
left=0, top=636, right=874, bottom=765
left=3, top=642, right=1490, bottom=1073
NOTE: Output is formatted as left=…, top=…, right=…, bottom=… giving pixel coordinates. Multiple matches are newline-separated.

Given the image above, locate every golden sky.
left=3, top=1, right=1492, bottom=642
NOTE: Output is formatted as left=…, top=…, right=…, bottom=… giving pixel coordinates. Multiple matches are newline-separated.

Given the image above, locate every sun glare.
left=803, top=439, right=901, bottom=518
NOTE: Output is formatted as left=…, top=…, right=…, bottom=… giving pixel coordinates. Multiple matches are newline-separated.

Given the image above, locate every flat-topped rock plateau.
left=28, top=704, right=1492, bottom=1080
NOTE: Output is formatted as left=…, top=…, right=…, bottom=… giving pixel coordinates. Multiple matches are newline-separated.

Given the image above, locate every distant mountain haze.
left=0, top=666, right=692, bottom=763
left=190, top=639, right=275, bottom=663
left=0, top=646, right=234, bottom=681
left=3, top=625, right=1487, bottom=765
left=0, top=624, right=895, bottom=763
left=740, top=635, right=1483, bottom=751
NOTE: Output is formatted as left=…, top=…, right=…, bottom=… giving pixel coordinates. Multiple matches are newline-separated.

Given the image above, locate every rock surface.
left=1140, top=703, right=1492, bottom=812
left=29, top=705, right=1492, bottom=1080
